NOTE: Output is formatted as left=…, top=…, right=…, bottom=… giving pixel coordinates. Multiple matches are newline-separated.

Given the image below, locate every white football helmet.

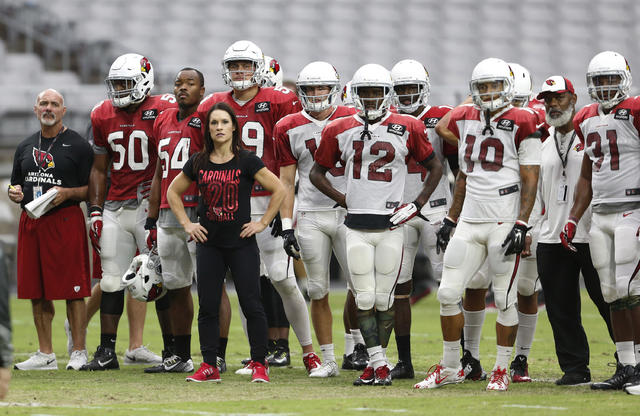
left=105, top=53, right=154, bottom=108
left=469, top=58, right=515, bottom=111
left=351, top=64, right=393, bottom=120
left=297, top=61, right=340, bottom=113
left=587, top=51, right=632, bottom=109
left=509, top=62, right=533, bottom=107
left=391, top=59, right=431, bottom=113
left=122, top=251, right=167, bottom=302
left=342, top=81, right=355, bottom=107
left=260, top=55, right=283, bottom=88
left=221, top=40, right=264, bottom=90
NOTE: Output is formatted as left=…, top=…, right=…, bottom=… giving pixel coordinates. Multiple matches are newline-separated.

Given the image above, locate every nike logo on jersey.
left=62, top=143, right=71, bottom=147
left=623, top=212, right=633, bottom=217
left=98, top=358, right=113, bottom=367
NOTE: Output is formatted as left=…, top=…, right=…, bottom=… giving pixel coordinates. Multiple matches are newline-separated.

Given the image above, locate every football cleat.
left=353, top=366, right=375, bottom=386
left=186, top=362, right=221, bottom=382
left=487, top=366, right=510, bottom=391
left=236, top=361, right=254, bottom=375
left=351, top=343, right=369, bottom=370
left=269, top=345, right=290, bottom=367
left=374, top=365, right=392, bottom=386
left=413, top=364, right=465, bottom=389
left=124, top=346, right=162, bottom=365
left=509, top=354, right=532, bottom=382
left=591, top=364, right=635, bottom=390
left=555, top=372, right=591, bottom=386
left=144, top=349, right=175, bottom=373
left=66, top=350, right=88, bottom=370
left=80, top=346, right=119, bottom=371
left=390, top=360, right=414, bottom=379
left=216, top=356, right=227, bottom=373
left=14, top=351, right=58, bottom=371
left=460, top=350, right=487, bottom=381
left=146, top=354, right=194, bottom=373
left=342, top=353, right=355, bottom=370
left=309, top=360, right=339, bottom=378
left=251, top=361, right=270, bottom=383
left=303, top=352, right=322, bottom=374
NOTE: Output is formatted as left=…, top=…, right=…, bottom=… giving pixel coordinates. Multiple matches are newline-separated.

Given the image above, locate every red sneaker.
left=251, top=361, right=270, bottom=383
left=186, top=362, right=221, bottom=383
left=303, top=352, right=322, bottom=374
left=353, top=366, right=375, bottom=386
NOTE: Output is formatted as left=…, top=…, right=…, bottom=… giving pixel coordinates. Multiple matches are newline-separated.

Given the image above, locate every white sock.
left=272, top=277, right=313, bottom=347
left=616, top=341, right=636, bottom=366
left=320, top=344, right=335, bottom=363
left=495, top=345, right=513, bottom=370
left=463, top=308, right=485, bottom=359
left=443, top=340, right=461, bottom=369
left=635, top=344, right=640, bottom=364
left=367, top=345, right=384, bottom=369
left=351, top=329, right=365, bottom=345
left=344, top=333, right=355, bottom=356
left=515, top=311, right=538, bottom=357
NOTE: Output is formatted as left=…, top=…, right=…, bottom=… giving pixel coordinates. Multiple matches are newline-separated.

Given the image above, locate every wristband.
left=282, top=217, right=293, bottom=230
left=89, top=205, right=103, bottom=215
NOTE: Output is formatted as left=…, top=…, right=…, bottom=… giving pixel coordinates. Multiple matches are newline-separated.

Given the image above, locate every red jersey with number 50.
left=275, top=106, right=357, bottom=211
left=448, top=104, right=538, bottom=222
left=91, top=94, right=177, bottom=201
left=315, top=112, right=434, bottom=216
left=573, top=96, right=640, bottom=206
left=197, top=87, right=301, bottom=196
left=150, top=108, right=203, bottom=209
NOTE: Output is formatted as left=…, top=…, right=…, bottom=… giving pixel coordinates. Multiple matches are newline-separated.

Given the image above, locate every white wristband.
left=282, top=217, right=293, bottom=230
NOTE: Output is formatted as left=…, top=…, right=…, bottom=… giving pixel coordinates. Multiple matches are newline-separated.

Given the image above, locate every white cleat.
left=413, top=364, right=464, bottom=389
left=66, top=350, right=88, bottom=370
left=625, top=382, right=640, bottom=395
left=309, top=361, right=340, bottom=378
left=14, top=351, right=58, bottom=370
left=487, top=366, right=510, bottom=391
left=123, top=346, right=162, bottom=365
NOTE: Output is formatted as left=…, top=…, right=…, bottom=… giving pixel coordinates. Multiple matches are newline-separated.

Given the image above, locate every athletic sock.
left=217, top=337, right=228, bottom=359
left=443, top=340, right=461, bottom=369
left=395, top=334, right=411, bottom=364
left=320, top=344, right=335, bottom=363
left=101, top=333, right=116, bottom=351
left=367, top=345, right=384, bottom=369
left=162, top=334, right=174, bottom=354
left=495, top=345, right=513, bottom=370
left=515, top=311, right=538, bottom=357
left=462, top=308, right=485, bottom=359
left=351, top=329, right=365, bottom=345
left=344, top=333, right=355, bottom=356
left=276, top=338, right=289, bottom=352
left=174, top=335, right=191, bottom=361
left=616, top=341, right=636, bottom=366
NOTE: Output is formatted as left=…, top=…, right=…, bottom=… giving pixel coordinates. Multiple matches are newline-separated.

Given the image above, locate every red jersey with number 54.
left=573, top=96, right=640, bottom=206
left=150, top=108, right=203, bottom=209
left=91, top=94, right=177, bottom=201
left=448, top=104, right=539, bottom=222
left=197, top=87, right=301, bottom=196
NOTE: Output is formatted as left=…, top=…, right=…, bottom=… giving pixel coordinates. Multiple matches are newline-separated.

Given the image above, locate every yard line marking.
left=351, top=408, right=408, bottom=413
left=503, top=405, right=567, bottom=410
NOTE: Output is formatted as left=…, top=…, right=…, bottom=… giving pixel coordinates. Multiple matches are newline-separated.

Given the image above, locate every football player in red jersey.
left=388, top=59, right=456, bottom=380
left=311, top=63, right=443, bottom=386
left=567, top=51, right=640, bottom=392
left=275, top=61, right=360, bottom=377
left=81, top=54, right=175, bottom=371
left=198, top=40, right=321, bottom=374
left=417, top=58, right=540, bottom=391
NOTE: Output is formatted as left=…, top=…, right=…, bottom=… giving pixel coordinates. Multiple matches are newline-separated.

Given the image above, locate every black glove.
left=270, top=213, right=282, bottom=237
left=281, top=229, right=301, bottom=259
left=502, top=221, right=531, bottom=256
left=436, top=217, right=457, bottom=254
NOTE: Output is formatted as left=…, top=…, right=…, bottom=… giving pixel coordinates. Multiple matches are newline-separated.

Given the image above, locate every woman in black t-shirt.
left=168, top=102, right=285, bottom=383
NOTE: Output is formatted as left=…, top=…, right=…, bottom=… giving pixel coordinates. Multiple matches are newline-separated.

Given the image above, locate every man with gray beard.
left=534, top=76, right=613, bottom=386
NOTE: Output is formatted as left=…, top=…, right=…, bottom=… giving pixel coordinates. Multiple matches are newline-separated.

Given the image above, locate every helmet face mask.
left=297, top=61, right=340, bottom=113
left=587, top=51, right=632, bottom=109
left=105, top=54, right=154, bottom=108
left=351, top=64, right=393, bottom=120
left=391, top=59, right=431, bottom=113
left=470, top=58, right=515, bottom=112
left=221, top=40, right=264, bottom=91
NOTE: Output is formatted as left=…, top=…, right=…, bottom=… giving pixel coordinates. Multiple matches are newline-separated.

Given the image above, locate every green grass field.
left=3, top=289, right=638, bottom=415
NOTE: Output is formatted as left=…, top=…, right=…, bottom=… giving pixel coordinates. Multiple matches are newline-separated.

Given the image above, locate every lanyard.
left=36, top=126, right=64, bottom=185
left=553, top=130, right=576, bottom=177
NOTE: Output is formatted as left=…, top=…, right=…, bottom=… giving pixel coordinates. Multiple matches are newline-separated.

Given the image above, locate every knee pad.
left=437, top=285, right=462, bottom=306
left=271, top=276, right=298, bottom=298
left=496, top=303, right=518, bottom=326
left=492, top=286, right=516, bottom=311
left=356, top=291, right=375, bottom=311
left=307, top=277, right=329, bottom=300
left=439, top=302, right=461, bottom=317
left=375, top=292, right=394, bottom=311
left=155, top=292, right=170, bottom=311
left=100, top=274, right=124, bottom=293
left=347, top=243, right=374, bottom=276
left=100, top=290, right=125, bottom=315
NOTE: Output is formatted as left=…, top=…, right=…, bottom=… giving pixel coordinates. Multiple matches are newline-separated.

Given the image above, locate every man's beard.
left=40, top=113, right=57, bottom=127
left=546, top=107, right=573, bottom=127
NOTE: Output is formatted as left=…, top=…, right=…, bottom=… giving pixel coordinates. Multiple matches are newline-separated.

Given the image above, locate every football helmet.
left=222, top=40, right=264, bottom=90
left=586, top=51, right=632, bottom=109
left=297, top=61, right=341, bottom=113
left=509, top=63, right=532, bottom=107
left=105, top=53, right=154, bottom=108
left=351, top=64, right=393, bottom=120
left=122, top=250, right=167, bottom=302
left=342, top=81, right=355, bottom=107
left=469, top=58, right=515, bottom=111
left=391, top=59, right=431, bottom=113
left=260, top=55, right=283, bottom=88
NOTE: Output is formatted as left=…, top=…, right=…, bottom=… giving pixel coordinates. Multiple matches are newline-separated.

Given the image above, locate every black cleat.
left=144, top=349, right=174, bottom=373
left=510, top=354, right=532, bottom=382
left=390, top=360, right=414, bottom=379
left=351, top=343, right=369, bottom=370
left=216, top=356, right=227, bottom=373
left=591, top=363, right=635, bottom=390
left=460, top=349, right=486, bottom=381
left=80, top=346, right=119, bottom=371
left=342, top=353, right=355, bottom=370
left=269, top=346, right=290, bottom=367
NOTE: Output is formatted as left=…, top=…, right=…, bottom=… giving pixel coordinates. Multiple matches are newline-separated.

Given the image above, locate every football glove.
left=390, top=201, right=422, bottom=229
left=502, top=220, right=531, bottom=256
left=145, top=217, right=158, bottom=250
left=88, top=205, right=103, bottom=255
left=560, top=216, right=578, bottom=252
left=281, top=229, right=301, bottom=259
left=436, top=216, right=457, bottom=254
left=270, top=213, right=282, bottom=237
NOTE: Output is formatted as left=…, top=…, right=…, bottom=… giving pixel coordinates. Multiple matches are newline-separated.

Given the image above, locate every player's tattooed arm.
left=447, top=171, right=467, bottom=222
left=517, top=164, right=540, bottom=223
left=310, top=162, right=346, bottom=208
left=415, top=154, right=443, bottom=208
left=88, top=153, right=110, bottom=207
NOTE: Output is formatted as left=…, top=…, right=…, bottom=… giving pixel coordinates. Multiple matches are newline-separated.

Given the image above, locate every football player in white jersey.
left=311, top=63, right=443, bottom=386
left=275, top=61, right=358, bottom=377
left=388, top=59, right=455, bottom=380
left=415, top=58, right=540, bottom=391
left=564, top=51, right=640, bottom=392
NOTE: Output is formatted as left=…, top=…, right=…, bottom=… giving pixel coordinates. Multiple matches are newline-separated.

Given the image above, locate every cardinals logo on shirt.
left=575, top=142, right=584, bottom=151
left=32, top=148, right=55, bottom=171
